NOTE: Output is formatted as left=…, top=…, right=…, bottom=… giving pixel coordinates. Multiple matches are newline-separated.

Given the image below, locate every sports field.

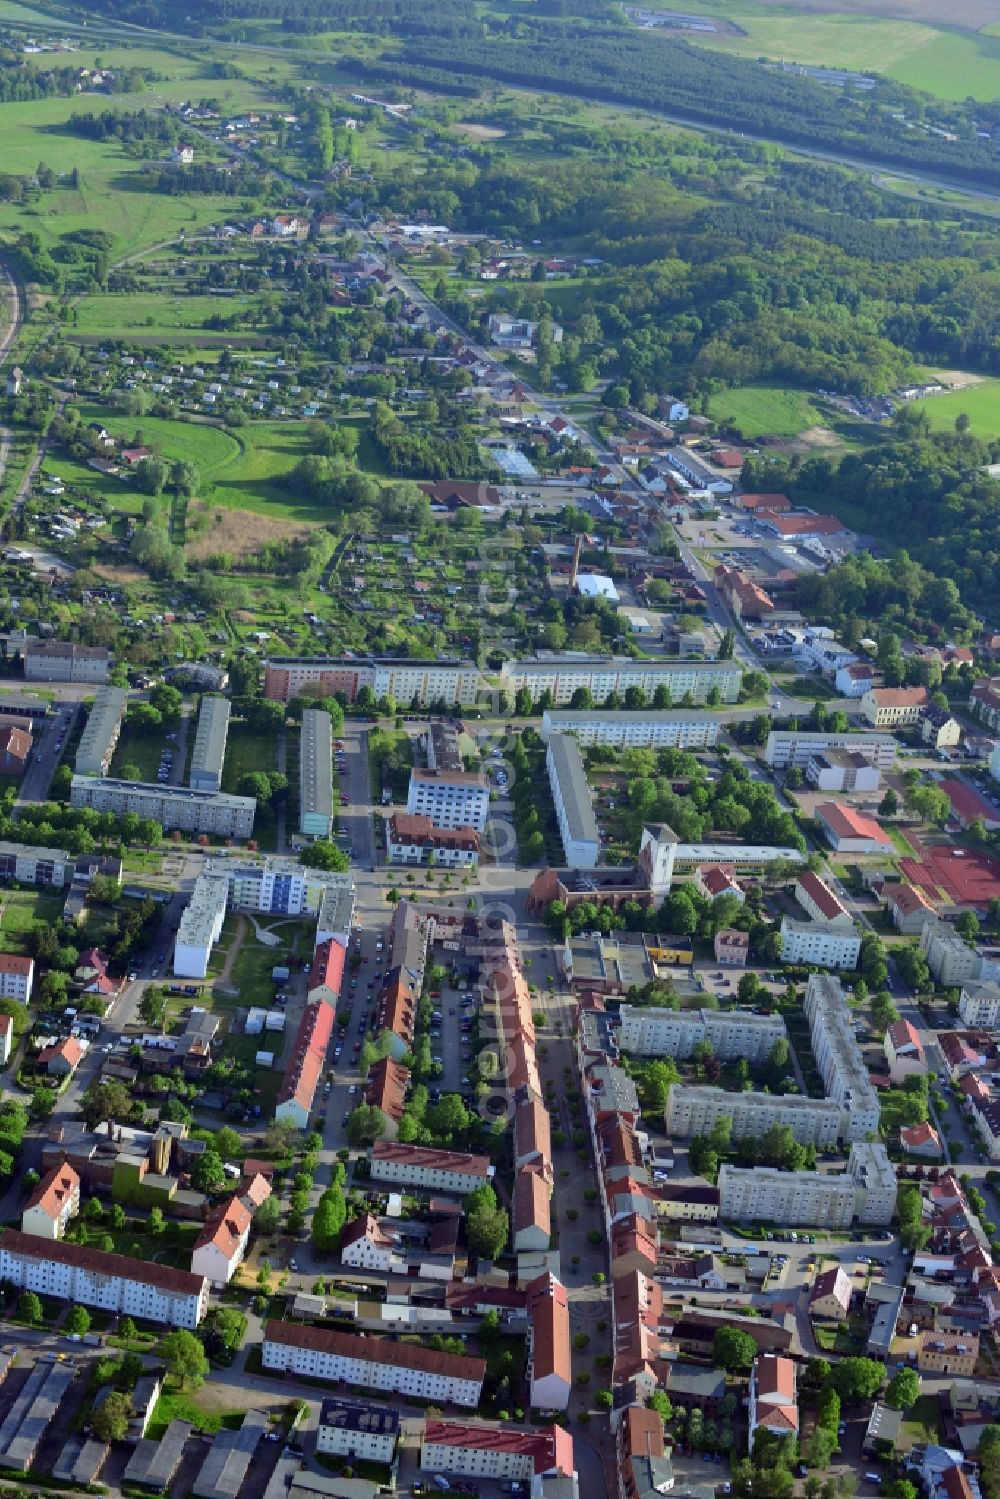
left=912, top=377, right=1000, bottom=440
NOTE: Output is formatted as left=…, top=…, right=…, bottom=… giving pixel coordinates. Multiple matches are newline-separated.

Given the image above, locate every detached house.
left=340, top=1214, right=401, bottom=1274
left=190, top=1194, right=252, bottom=1286
left=884, top=1020, right=927, bottom=1084
left=749, top=1354, right=798, bottom=1452
left=809, top=1264, right=852, bottom=1321
left=22, top=1163, right=80, bottom=1240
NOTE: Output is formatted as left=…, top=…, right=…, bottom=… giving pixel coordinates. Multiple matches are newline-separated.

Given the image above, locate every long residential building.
left=316, top=1401, right=400, bottom=1465
left=500, top=654, right=742, bottom=706
left=779, top=917, right=861, bottom=971
left=263, top=656, right=479, bottom=706
left=803, top=973, right=881, bottom=1141
left=215, top=859, right=354, bottom=925
left=420, top=1422, right=574, bottom=1485
left=188, top=695, right=231, bottom=794
left=262, top=1321, right=485, bottom=1407
left=618, top=1004, right=786, bottom=1061
left=275, top=1000, right=334, bottom=1129
left=719, top=1142, right=896, bottom=1228
left=0, top=1229, right=209, bottom=1326
left=174, top=873, right=230, bottom=979
left=406, top=769, right=489, bottom=832
left=74, top=686, right=127, bottom=777
left=370, top=1141, right=491, bottom=1195
left=70, top=776, right=255, bottom=838
left=23, top=640, right=110, bottom=683
left=299, top=708, right=333, bottom=839
left=385, top=814, right=479, bottom=868
left=665, top=1084, right=843, bottom=1147
left=546, top=732, right=600, bottom=869
left=0, top=840, right=75, bottom=888
left=763, top=729, right=897, bottom=771
left=540, top=709, right=721, bottom=749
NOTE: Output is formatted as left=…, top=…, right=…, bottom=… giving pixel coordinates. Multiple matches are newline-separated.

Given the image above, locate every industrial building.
left=74, top=686, right=127, bottom=777
left=546, top=732, right=600, bottom=869
left=188, top=695, right=231, bottom=794
left=299, top=708, right=333, bottom=839
left=70, top=777, right=256, bottom=839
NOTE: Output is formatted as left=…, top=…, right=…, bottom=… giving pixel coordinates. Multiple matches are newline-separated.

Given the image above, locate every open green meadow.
left=912, top=377, right=1000, bottom=439
left=78, top=406, right=242, bottom=478
left=211, top=422, right=326, bottom=520
left=706, top=384, right=828, bottom=438
left=71, top=292, right=266, bottom=340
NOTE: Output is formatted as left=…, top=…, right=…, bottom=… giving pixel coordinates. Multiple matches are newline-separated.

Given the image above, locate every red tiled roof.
left=513, top=1169, right=551, bottom=1238
left=525, top=1273, right=572, bottom=1385
left=888, top=884, right=935, bottom=917
left=366, top=1057, right=410, bottom=1122
left=887, top=1019, right=924, bottom=1056
left=39, top=1036, right=84, bottom=1069
left=796, top=870, right=848, bottom=922
left=868, top=687, right=928, bottom=708
left=757, top=510, right=844, bottom=536
left=264, top=1319, right=486, bottom=1382
left=308, top=939, right=345, bottom=999
left=941, top=778, right=1000, bottom=827
left=24, top=1164, right=79, bottom=1221
left=817, top=803, right=892, bottom=844
left=341, top=1213, right=396, bottom=1252
left=0, top=953, right=33, bottom=975
left=901, top=1122, right=941, bottom=1150
left=0, top=1227, right=205, bottom=1295
left=276, top=1000, right=334, bottom=1116
left=372, top=1141, right=489, bottom=1178
left=194, top=1194, right=251, bottom=1260
left=423, top=1421, right=573, bottom=1475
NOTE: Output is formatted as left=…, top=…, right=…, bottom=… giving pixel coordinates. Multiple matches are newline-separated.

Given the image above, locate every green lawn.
left=706, top=384, right=827, bottom=439
left=110, top=719, right=173, bottom=782
left=0, top=889, right=66, bottom=952
left=211, top=422, right=329, bottom=520
left=900, top=1393, right=945, bottom=1448
left=912, top=378, right=1000, bottom=440
left=222, top=721, right=279, bottom=793
left=147, top=1389, right=237, bottom=1441
left=78, top=407, right=242, bottom=480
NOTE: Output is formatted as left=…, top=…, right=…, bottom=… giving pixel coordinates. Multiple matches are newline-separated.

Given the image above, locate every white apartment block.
left=262, top=1322, right=485, bottom=1407
left=219, top=859, right=354, bottom=922
left=316, top=1401, right=399, bottom=1465
left=188, top=695, right=231, bottom=794
left=23, top=641, right=110, bottom=683
left=0, top=840, right=75, bottom=888
left=779, top=917, right=861, bottom=971
left=618, top=1005, right=786, bottom=1062
left=75, top=686, right=127, bottom=777
left=0, top=952, right=33, bottom=1004
left=546, top=733, right=600, bottom=869
left=173, top=874, right=229, bottom=979
left=70, top=776, right=255, bottom=839
left=501, top=655, right=742, bottom=706
left=803, top=973, right=881, bottom=1141
left=764, top=729, right=897, bottom=771
left=263, top=656, right=479, bottom=707
left=959, top=981, right=1000, bottom=1027
left=718, top=1142, right=895, bottom=1227
left=665, top=1084, right=843, bottom=1147
left=370, top=1142, right=492, bottom=1196
left=540, top=709, right=720, bottom=750
left=0, top=1231, right=208, bottom=1327
left=406, top=769, right=489, bottom=832
left=921, top=920, right=986, bottom=987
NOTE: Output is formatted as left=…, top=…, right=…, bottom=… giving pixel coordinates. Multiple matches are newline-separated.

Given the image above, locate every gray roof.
left=52, top=1436, right=109, bottom=1485
left=547, top=733, right=600, bottom=849
left=189, top=695, right=231, bottom=790
left=71, top=775, right=254, bottom=810
left=0, top=1359, right=76, bottom=1472
left=123, top=1419, right=193, bottom=1490
left=263, top=1454, right=302, bottom=1499
left=300, top=708, right=333, bottom=827
left=75, top=686, right=127, bottom=775
left=192, top=1410, right=268, bottom=1499
left=664, top=1363, right=727, bottom=1399
left=319, top=1399, right=400, bottom=1438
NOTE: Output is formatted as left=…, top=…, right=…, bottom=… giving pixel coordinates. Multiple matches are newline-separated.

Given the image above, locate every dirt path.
left=217, top=914, right=248, bottom=985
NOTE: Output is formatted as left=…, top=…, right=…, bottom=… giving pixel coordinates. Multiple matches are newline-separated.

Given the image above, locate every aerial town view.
left=0, top=1, right=998, bottom=1499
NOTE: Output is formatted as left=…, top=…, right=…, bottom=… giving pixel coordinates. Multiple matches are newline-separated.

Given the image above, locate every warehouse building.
left=75, top=687, right=127, bottom=777
left=300, top=708, right=333, bottom=840
left=124, top=1419, right=192, bottom=1493
left=70, top=777, right=256, bottom=839
left=189, top=695, right=231, bottom=794
left=0, top=1358, right=75, bottom=1473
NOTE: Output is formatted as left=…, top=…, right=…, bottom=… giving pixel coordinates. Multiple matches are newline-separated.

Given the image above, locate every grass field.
left=72, top=292, right=264, bottom=339
left=0, top=889, right=64, bottom=951
left=211, top=421, right=327, bottom=519
left=80, top=406, right=243, bottom=479
left=706, top=384, right=826, bottom=438
left=912, top=378, right=1000, bottom=439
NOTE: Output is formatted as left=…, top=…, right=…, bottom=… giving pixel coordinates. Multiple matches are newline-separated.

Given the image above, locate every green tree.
left=465, top=1183, right=509, bottom=1260
left=878, top=788, right=898, bottom=818
left=311, top=1185, right=347, bottom=1253
left=66, top=1305, right=91, bottom=1336
left=885, top=1367, right=920, bottom=1411
left=159, top=1329, right=210, bottom=1389
left=92, top=1390, right=133, bottom=1442
left=830, top=1357, right=885, bottom=1402
left=119, top=1316, right=138, bottom=1343
left=346, top=1104, right=387, bottom=1147
left=712, top=1325, right=757, bottom=1373
left=254, top=1195, right=280, bottom=1236
left=18, top=1291, right=42, bottom=1324
left=190, top=1149, right=226, bottom=1194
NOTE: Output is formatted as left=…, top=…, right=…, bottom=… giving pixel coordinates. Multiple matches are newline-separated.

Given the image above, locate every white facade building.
left=0, top=1231, right=209, bottom=1327
left=70, top=777, right=255, bottom=839
left=406, top=769, right=489, bottom=832
left=540, top=710, right=720, bottom=749
left=665, top=1085, right=843, bottom=1147
left=719, top=1142, right=896, bottom=1227
left=618, top=1005, right=786, bottom=1061
left=0, top=952, right=33, bottom=1004
left=764, top=729, right=897, bottom=771
left=959, top=981, right=1000, bottom=1027
left=262, top=1322, right=485, bottom=1407
left=546, top=733, right=600, bottom=869
left=316, top=1401, right=399, bottom=1465
left=173, top=874, right=229, bottom=979
left=779, top=917, right=861, bottom=971
left=370, top=1142, right=492, bottom=1196
left=188, top=695, right=230, bottom=794
left=501, top=655, right=741, bottom=706
left=803, top=973, right=881, bottom=1141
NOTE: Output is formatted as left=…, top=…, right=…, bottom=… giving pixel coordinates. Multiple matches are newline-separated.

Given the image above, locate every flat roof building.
left=0, top=839, right=75, bottom=888
left=124, top=1419, right=192, bottom=1493
left=192, top=1410, right=268, bottom=1499
left=174, top=873, right=229, bottom=979
left=300, top=708, right=333, bottom=840
left=406, top=768, right=489, bottom=833
left=75, top=686, right=127, bottom=777
left=546, top=733, right=600, bottom=869
left=541, top=708, right=720, bottom=749
left=71, top=776, right=255, bottom=839
left=189, top=695, right=231, bottom=794
left=719, top=1141, right=895, bottom=1227
left=501, top=654, right=741, bottom=706
left=316, top=1401, right=400, bottom=1465
left=0, top=1359, right=75, bottom=1472
left=619, top=1004, right=786, bottom=1062
left=666, top=1084, right=843, bottom=1147
left=804, top=973, right=881, bottom=1140
left=764, top=729, right=897, bottom=771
